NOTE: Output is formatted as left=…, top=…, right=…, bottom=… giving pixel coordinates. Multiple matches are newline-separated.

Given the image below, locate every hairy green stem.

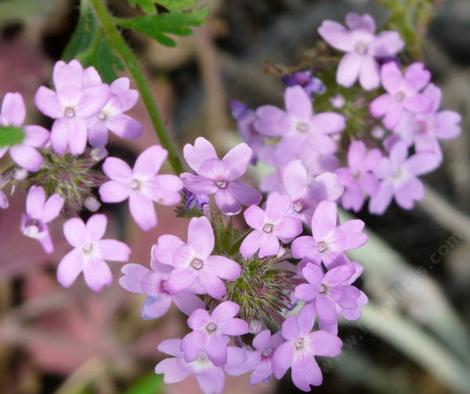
left=89, top=0, right=184, bottom=174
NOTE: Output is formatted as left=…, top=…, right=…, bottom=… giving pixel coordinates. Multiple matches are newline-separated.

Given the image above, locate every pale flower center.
left=262, top=348, right=273, bottom=358
left=317, top=241, right=328, bottom=253
left=23, top=218, right=44, bottom=239
left=263, top=223, right=274, bottom=233
left=130, top=179, right=141, bottom=191
left=319, top=283, right=328, bottom=294
left=64, top=107, right=76, bottom=118
left=98, top=111, right=107, bottom=121
left=205, top=322, right=217, bottom=333
left=355, top=42, right=368, bottom=55
left=215, top=180, right=228, bottom=189
left=82, top=243, right=95, bottom=255
left=416, top=121, right=427, bottom=135
left=190, top=258, right=204, bottom=270
left=296, top=122, right=309, bottom=133
left=395, top=91, right=406, bottom=102
left=293, top=201, right=304, bottom=213
left=294, top=337, right=305, bottom=350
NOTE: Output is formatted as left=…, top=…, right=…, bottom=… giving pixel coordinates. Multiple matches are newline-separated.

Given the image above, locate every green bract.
left=0, top=126, right=25, bottom=148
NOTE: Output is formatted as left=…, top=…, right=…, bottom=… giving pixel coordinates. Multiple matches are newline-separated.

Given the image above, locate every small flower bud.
left=91, top=147, right=108, bottom=162
left=330, top=94, right=345, bottom=109
left=14, top=168, right=29, bottom=181
left=85, top=197, right=101, bottom=212
left=372, top=126, right=386, bottom=139
left=248, top=320, right=264, bottom=334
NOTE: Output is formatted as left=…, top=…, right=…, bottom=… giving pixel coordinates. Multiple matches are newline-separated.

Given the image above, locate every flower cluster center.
left=263, top=223, right=274, bottom=233
left=205, top=322, right=217, bottom=333
left=317, top=241, right=328, bottom=253
left=190, top=258, right=204, bottom=270
left=64, top=107, right=76, bottom=118
left=215, top=180, right=228, bottom=189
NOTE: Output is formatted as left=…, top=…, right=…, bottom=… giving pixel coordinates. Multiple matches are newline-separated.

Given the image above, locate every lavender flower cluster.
left=0, top=12, right=461, bottom=394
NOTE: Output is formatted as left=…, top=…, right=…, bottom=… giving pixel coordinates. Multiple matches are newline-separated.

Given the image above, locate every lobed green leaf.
left=63, top=0, right=124, bottom=83
left=118, top=7, right=208, bottom=47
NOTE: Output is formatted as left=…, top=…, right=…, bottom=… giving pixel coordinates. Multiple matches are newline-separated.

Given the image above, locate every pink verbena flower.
left=87, top=77, right=143, bottom=147
left=240, top=192, right=302, bottom=259
left=120, top=234, right=205, bottom=318
left=369, top=140, right=439, bottom=214
left=163, top=216, right=241, bottom=299
left=155, top=338, right=246, bottom=394
left=370, top=62, right=433, bottom=129
left=21, top=185, right=64, bottom=254
left=0, top=93, right=49, bottom=172
left=318, top=13, right=404, bottom=90
left=272, top=304, right=342, bottom=391
left=295, top=262, right=368, bottom=333
left=395, top=84, right=462, bottom=160
left=254, top=86, right=345, bottom=165
left=99, top=145, right=183, bottom=231
left=282, top=160, right=343, bottom=223
left=57, top=214, right=131, bottom=292
left=35, top=60, right=109, bottom=155
left=181, top=137, right=261, bottom=215
left=181, top=301, right=248, bottom=366
left=292, top=200, right=367, bottom=266
left=336, top=141, right=381, bottom=212
left=226, top=329, right=284, bottom=384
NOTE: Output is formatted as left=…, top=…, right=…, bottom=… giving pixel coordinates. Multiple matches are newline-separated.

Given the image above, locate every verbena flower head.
left=57, top=214, right=131, bottom=292
left=119, top=258, right=204, bottom=320
left=282, top=160, right=344, bottom=223
left=161, top=216, right=241, bottom=299
left=99, top=145, right=183, bottom=230
left=369, top=140, right=439, bottom=214
left=21, top=185, right=64, bottom=253
left=370, top=62, right=432, bottom=129
left=254, top=86, right=345, bottom=164
left=336, top=141, right=381, bottom=212
left=295, top=262, right=368, bottom=333
left=181, top=137, right=261, bottom=215
left=0, top=93, right=49, bottom=172
left=35, top=60, right=109, bottom=155
left=241, top=191, right=303, bottom=259
left=272, top=304, right=343, bottom=391
left=87, top=77, right=143, bottom=147
left=292, top=200, right=367, bottom=266
left=181, top=301, right=248, bottom=366
left=155, top=338, right=246, bottom=394
left=318, top=12, right=404, bottom=90
left=395, top=83, right=462, bottom=160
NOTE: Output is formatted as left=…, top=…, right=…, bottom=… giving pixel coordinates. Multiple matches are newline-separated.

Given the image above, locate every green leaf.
left=128, top=0, right=157, bottom=15
left=117, top=8, right=208, bottom=47
left=128, top=0, right=196, bottom=14
left=62, top=0, right=123, bottom=83
left=0, top=126, right=25, bottom=148
left=125, top=373, right=164, bottom=394
left=155, top=0, right=196, bottom=12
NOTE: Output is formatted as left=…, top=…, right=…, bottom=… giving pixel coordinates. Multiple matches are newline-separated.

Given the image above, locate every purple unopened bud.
left=230, top=100, right=250, bottom=121
left=282, top=70, right=326, bottom=97
left=184, top=188, right=209, bottom=211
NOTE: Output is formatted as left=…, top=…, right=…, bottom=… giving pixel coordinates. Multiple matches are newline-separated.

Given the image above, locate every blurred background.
left=0, top=0, right=470, bottom=393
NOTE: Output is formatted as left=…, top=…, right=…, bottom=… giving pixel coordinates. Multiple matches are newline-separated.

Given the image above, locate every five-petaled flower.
left=99, top=145, right=183, bottom=231
left=57, top=214, right=131, bottom=292
left=21, top=185, right=64, bottom=254
left=181, top=137, right=261, bottom=215
left=162, top=216, right=241, bottom=299
left=241, top=191, right=303, bottom=259
left=181, top=301, right=248, bottom=366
